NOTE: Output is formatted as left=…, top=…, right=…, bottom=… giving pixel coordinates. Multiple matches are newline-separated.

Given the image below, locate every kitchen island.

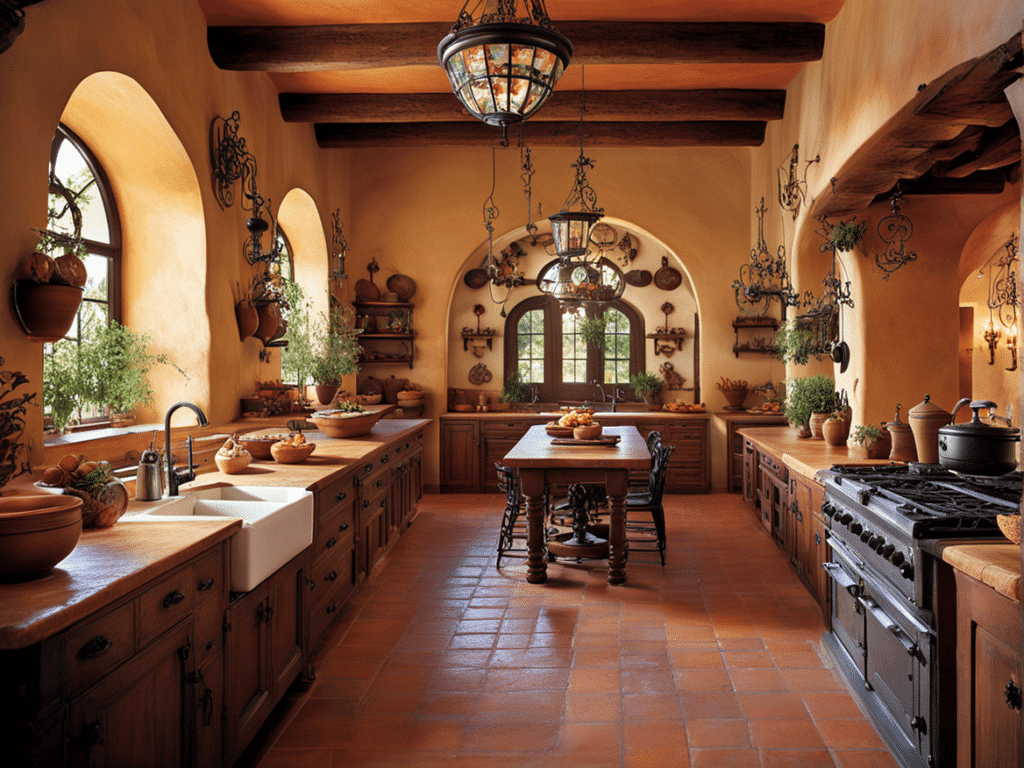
left=0, top=417, right=428, bottom=768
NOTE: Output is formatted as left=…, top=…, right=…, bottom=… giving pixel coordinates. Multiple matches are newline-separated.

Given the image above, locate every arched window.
left=504, top=296, right=644, bottom=402
left=46, top=123, right=121, bottom=336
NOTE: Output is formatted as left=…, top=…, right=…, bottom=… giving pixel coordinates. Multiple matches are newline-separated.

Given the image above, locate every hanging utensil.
left=654, top=256, right=682, bottom=291
left=623, top=269, right=652, bottom=287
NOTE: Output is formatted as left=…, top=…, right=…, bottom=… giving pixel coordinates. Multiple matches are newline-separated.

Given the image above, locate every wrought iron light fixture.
left=983, top=233, right=1019, bottom=369
left=872, top=184, right=917, bottom=278
left=777, top=144, right=819, bottom=220
left=438, top=0, right=572, bottom=146
left=331, top=208, right=348, bottom=284
left=732, top=197, right=804, bottom=321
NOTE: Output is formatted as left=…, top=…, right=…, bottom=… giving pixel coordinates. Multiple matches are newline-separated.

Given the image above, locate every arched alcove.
left=59, top=72, right=208, bottom=424
left=278, top=188, right=330, bottom=321
left=445, top=217, right=702, bottom=405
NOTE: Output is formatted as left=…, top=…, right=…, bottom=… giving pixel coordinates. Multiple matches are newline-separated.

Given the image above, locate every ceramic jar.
left=822, top=415, right=851, bottom=446
left=885, top=404, right=917, bottom=463
left=808, top=411, right=831, bottom=440
left=908, top=395, right=951, bottom=465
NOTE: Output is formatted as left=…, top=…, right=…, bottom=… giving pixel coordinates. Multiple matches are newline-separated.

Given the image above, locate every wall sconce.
left=983, top=318, right=1001, bottom=365
left=331, top=208, right=348, bottom=285
left=1006, top=324, right=1018, bottom=372
left=777, top=144, right=819, bottom=220
left=981, top=233, right=1019, bottom=368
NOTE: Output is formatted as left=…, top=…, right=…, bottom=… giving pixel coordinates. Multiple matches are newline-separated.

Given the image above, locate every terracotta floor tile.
left=689, top=747, right=762, bottom=767
left=238, top=494, right=897, bottom=768
left=747, top=717, right=824, bottom=749
left=815, top=719, right=888, bottom=750
left=759, top=748, right=837, bottom=767
left=685, top=719, right=751, bottom=748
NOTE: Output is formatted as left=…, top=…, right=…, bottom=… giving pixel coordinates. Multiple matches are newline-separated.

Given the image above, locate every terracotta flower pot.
left=12, top=281, right=83, bottom=342
left=315, top=384, right=340, bottom=405
left=235, top=301, right=258, bottom=341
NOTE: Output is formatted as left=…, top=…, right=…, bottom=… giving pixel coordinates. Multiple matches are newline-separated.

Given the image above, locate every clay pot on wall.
left=254, top=302, right=280, bottom=344
left=235, top=300, right=258, bottom=341
left=12, top=281, right=83, bottom=342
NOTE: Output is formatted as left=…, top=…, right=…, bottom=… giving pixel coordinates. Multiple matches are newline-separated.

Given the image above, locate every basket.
left=270, top=442, right=316, bottom=464
left=998, top=514, right=1021, bottom=545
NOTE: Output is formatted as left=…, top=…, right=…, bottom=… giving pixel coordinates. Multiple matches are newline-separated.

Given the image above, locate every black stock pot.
left=938, top=399, right=1020, bottom=476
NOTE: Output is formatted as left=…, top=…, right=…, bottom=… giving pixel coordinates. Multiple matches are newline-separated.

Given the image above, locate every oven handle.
left=822, top=562, right=861, bottom=597
left=857, top=595, right=919, bottom=657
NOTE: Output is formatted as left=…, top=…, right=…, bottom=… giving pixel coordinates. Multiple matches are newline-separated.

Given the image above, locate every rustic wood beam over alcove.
left=280, top=89, right=787, bottom=124
left=209, top=22, right=825, bottom=72
left=812, top=33, right=1022, bottom=218
left=314, top=120, right=767, bottom=148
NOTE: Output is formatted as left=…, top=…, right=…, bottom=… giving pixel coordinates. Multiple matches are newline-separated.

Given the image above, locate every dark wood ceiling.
left=197, top=0, right=846, bottom=148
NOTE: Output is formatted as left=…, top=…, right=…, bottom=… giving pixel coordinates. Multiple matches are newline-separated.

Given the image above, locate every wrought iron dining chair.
left=629, top=430, right=663, bottom=491
left=495, top=462, right=528, bottom=567
left=624, top=441, right=674, bottom=565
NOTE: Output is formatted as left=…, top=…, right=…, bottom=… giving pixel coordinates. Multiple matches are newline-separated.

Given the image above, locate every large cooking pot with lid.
left=938, top=399, right=1020, bottom=476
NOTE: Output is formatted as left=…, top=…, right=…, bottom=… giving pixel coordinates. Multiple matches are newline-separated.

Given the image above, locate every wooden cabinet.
left=663, top=419, right=710, bottom=493
left=758, top=450, right=788, bottom=545
left=742, top=437, right=759, bottom=509
left=789, top=472, right=829, bottom=619
left=2, top=541, right=229, bottom=768
left=955, top=569, right=1022, bottom=768
left=721, top=415, right=788, bottom=493
left=224, top=551, right=305, bottom=764
left=440, top=419, right=480, bottom=492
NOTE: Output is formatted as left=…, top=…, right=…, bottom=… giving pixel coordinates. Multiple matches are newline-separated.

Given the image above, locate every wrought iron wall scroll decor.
left=871, top=184, right=917, bottom=279
left=733, top=197, right=805, bottom=321
left=777, top=144, right=819, bottom=220
left=982, top=233, right=1019, bottom=370
left=331, top=208, right=348, bottom=283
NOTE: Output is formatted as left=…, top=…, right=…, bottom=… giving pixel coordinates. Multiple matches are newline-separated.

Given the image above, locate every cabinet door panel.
left=268, top=560, right=304, bottom=697
left=225, top=587, right=271, bottom=758
left=441, top=421, right=479, bottom=491
left=195, top=654, right=223, bottom=768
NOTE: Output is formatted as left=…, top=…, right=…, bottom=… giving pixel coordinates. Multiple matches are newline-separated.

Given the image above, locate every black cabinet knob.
left=163, top=590, right=186, bottom=609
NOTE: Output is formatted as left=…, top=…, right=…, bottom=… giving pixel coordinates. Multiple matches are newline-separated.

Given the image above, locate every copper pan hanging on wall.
left=654, top=256, right=682, bottom=290
left=623, top=269, right=652, bottom=287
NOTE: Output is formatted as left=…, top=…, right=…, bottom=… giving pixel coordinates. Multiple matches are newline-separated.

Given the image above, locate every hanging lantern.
left=438, top=0, right=572, bottom=145
left=538, top=256, right=625, bottom=310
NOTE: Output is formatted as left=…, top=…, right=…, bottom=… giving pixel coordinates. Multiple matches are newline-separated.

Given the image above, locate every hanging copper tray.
left=654, top=256, right=682, bottom=290
left=624, top=269, right=652, bottom=287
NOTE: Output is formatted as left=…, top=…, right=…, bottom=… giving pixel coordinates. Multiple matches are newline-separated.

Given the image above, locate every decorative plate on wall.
left=469, top=363, right=492, bottom=385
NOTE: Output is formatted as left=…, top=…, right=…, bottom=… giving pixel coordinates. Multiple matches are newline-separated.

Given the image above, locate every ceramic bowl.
left=236, top=433, right=290, bottom=459
left=0, top=494, right=84, bottom=578
left=998, top=514, right=1021, bottom=545
left=359, top=393, right=383, bottom=405
left=270, top=441, right=316, bottom=464
left=215, top=452, right=252, bottom=474
left=311, top=408, right=387, bottom=438
left=574, top=423, right=603, bottom=441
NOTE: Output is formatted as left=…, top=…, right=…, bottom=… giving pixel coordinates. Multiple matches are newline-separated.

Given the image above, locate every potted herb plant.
left=630, top=371, right=664, bottom=408
left=309, top=304, right=362, bottom=405
left=499, top=372, right=531, bottom=410
left=849, top=423, right=889, bottom=459
left=774, top=319, right=822, bottom=365
left=785, top=374, right=835, bottom=438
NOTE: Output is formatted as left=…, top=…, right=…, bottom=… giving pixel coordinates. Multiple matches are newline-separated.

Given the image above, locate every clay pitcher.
left=908, top=395, right=951, bottom=465
left=235, top=300, right=258, bottom=341
left=885, top=404, right=917, bottom=463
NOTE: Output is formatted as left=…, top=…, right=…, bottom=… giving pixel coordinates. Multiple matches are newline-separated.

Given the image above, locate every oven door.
left=860, top=576, right=933, bottom=760
left=824, top=536, right=866, bottom=680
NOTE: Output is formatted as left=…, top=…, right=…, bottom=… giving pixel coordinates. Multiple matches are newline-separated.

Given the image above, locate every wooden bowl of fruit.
left=270, top=435, right=315, bottom=464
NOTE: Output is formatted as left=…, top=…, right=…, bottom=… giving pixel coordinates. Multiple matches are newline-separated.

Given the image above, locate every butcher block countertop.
left=737, top=426, right=899, bottom=481
left=936, top=541, right=1021, bottom=602
left=439, top=409, right=709, bottom=421
left=0, top=418, right=429, bottom=650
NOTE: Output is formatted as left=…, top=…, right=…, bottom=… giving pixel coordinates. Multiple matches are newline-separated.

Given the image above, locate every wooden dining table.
left=501, top=425, right=652, bottom=585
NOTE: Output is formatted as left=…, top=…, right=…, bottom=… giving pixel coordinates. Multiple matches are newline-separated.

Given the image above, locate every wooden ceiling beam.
left=209, top=21, right=824, bottom=72
left=314, top=120, right=766, bottom=148
left=280, top=89, right=787, bottom=123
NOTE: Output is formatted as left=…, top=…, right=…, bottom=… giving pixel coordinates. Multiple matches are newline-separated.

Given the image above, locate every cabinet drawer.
left=759, top=452, right=786, bottom=480
left=65, top=601, right=135, bottom=694
left=193, top=594, right=222, bottom=667
left=311, top=543, right=354, bottom=603
left=315, top=472, right=354, bottom=518
left=139, top=567, right=195, bottom=647
left=313, top=504, right=355, bottom=564
left=308, top=573, right=352, bottom=649
left=483, top=420, right=532, bottom=437
left=356, top=456, right=390, bottom=492
left=193, top=546, right=223, bottom=603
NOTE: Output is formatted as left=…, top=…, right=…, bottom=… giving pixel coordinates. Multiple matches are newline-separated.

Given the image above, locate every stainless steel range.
left=819, top=463, right=1021, bottom=768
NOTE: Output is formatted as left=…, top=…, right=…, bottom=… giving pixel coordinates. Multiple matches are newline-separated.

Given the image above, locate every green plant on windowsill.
left=784, top=374, right=836, bottom=428
left=775, top=319, right=822, bottom=365
left=629, top=371, right=663, bottom=403
left=499, top=372, right=531, bottom=404
left=578, top=314, right=608, bottom=350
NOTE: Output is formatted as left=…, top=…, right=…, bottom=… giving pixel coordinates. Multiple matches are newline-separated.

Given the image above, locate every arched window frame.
left=504, top=296, right=645, bottom=402
left=48, top=123, right=122, bottom=332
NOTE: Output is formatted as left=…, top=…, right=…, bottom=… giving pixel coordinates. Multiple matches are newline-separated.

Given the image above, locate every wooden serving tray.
left=545, top=423, right=575, bottom=438
left=550, top=435, right=621, bottom=446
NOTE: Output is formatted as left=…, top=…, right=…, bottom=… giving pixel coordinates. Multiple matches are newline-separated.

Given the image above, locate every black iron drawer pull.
left=163, top=589, right=186, bottom=609
left=325, top=571, right=338, bottom=582
left=326, top=537, right=337, bottom=549
left=339, top=522, right=349, bottom=532
left=363, top=499, right=370, bottom=508
left=375, top=478, right=383, bottom=488
left=336, top=491, right=347, bottom=502
left=205, top=639, right=215, bottom=651
left=197, top=578, right=215, bottom=592
left=379, top=499, right=386, bottom=508
left=78, top=635, right=113, bottom=660
left=1005, top=680, right=1022, bottom=711
left=364, top=463, right=374, bottom=473
left=326, top=603, right=337, bottom=615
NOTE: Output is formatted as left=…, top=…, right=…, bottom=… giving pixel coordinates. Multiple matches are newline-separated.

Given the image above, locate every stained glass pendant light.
left=438, top=0, right=572, bottom=145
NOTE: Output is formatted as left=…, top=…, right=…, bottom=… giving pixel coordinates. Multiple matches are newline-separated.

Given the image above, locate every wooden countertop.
left=0, top=518, right=241, bottom=650
left=184, top=418, right=429, bottom=492
left=439, top=410, right=709, bottom=421
left=937, top=541, right=1021, bottom=602
left=0, top=419, right=429, bottom=651
left=737, top=426, right=898, bottom=482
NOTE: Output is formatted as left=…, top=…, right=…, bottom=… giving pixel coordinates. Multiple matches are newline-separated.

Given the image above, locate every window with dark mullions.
left=504, top=296, right=644, bottom=402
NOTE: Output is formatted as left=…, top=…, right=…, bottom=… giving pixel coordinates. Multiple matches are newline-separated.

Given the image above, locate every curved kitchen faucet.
left=164, top=401, right=209, bottom=496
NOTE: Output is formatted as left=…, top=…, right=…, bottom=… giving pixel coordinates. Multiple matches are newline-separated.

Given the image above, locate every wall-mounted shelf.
left=645, top=332, right=686, bottom=357
left=460, top=331, right=498, bottom=352
left=354, top=301, right=415, bottom=369
left=732, top=317, right=779, bottom=358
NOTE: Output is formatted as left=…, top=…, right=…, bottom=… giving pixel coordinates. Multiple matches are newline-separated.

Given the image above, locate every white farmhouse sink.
left=124, top=486, right=313, bottom=592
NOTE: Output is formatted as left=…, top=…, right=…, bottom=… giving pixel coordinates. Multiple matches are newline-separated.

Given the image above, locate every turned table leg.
left=607, top=471, right=628, bottom=585
left=521, top=470, right=547, bottom=584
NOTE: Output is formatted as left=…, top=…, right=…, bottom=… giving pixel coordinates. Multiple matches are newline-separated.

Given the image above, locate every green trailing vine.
left=578, top=314, right=608, bottom=350
left=828, top=220, right=867, bottom=252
